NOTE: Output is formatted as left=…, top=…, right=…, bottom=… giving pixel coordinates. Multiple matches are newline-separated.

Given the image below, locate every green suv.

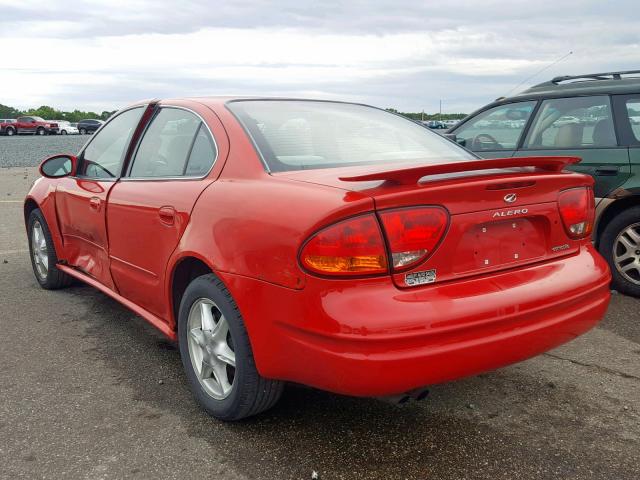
left=448, top=70, right=640, bottom=297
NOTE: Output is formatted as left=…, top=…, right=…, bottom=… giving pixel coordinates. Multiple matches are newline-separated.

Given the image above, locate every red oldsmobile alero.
left=24, top=97, right=611, bottom=420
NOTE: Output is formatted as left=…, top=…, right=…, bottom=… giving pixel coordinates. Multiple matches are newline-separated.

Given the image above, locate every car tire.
left=599, top=206, right=640, bottom=297
left=36, top=127, right=45, bottom=136
left=178, top=273, right=284, bottom=421
left=79, top=128, right=86, bottom=134
left=6, top=127, right=15, bottom=136
left=61, top=130, right=67, bottom=135
left=27, top=209, right=73, bottom=290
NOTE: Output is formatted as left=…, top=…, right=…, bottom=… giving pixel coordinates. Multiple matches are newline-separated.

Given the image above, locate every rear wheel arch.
left=169, top=255, right=214, bottom=331
left=595, top=194, right=640, bottom=246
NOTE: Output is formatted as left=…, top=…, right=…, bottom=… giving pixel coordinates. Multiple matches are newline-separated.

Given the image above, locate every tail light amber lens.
left=300, top=214, right=388, bottom=276
left=558, top=187, right=595, bottom=239
left=378, top=206, right=449, bottom=270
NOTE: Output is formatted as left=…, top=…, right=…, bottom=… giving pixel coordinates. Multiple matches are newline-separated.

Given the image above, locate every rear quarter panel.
left=170, top=172, right=374, bottom=291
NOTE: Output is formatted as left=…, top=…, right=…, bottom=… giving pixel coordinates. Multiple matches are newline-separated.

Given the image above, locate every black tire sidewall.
left=27, top=209, right=58, bottom=288
left=177, top=275, right=252, bottom=419
left=599, top=206, right=640, bottom=297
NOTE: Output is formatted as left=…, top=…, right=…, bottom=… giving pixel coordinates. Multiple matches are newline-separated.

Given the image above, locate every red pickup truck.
left=0, top=119, right=18, bottom=136
left=9, top=116, right=59, bottom=135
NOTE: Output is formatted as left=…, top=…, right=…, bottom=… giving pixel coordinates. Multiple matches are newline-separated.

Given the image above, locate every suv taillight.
left=300, top=214, right=388, bottom=276
left=558, top=187, right=595, bottom=239
left=378, top=206, right=449, bottom=271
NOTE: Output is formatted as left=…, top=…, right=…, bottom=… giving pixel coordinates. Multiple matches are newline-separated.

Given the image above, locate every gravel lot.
left=0, top=161, right=639, bottom=479
left=0, top=135, right=88, bottom=168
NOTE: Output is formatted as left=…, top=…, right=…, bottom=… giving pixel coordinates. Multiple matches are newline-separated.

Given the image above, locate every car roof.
left=158, top=96, right=377, bottom=109
left=497, top=70, right=640, bottom=104
left=449, top=70, right=640, bottom=130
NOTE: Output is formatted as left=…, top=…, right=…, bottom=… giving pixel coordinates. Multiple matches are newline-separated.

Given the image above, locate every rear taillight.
left=300, top=214, right=388, bottom=276
left=558, top=187, right=595, bottom=239
left=378, top=206, right=449, bottom=271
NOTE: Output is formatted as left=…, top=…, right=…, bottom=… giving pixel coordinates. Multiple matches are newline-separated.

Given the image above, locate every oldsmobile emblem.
left=504, top=193, right=517, bottom=203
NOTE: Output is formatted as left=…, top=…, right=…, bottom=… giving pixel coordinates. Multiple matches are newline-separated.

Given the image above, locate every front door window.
left=78, top=107, right=144, bottom=179
left=523, top=96, right=616, bottom=149
left=453, top=102, right=536, bottom=152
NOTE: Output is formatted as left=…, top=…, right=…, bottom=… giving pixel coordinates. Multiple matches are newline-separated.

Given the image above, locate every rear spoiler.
left=339, top=156, right=581, bottom=185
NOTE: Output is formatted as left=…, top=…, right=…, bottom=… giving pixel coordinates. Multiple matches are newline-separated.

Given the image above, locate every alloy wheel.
left=614, top=222, right=640, bottom=285
left=31, top=221, right=49, bottom=279
left=187, top=298, right=236, bottom=400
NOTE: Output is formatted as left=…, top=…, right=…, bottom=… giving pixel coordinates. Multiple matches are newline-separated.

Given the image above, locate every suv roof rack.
left=535, top=70, right=640, bottom=87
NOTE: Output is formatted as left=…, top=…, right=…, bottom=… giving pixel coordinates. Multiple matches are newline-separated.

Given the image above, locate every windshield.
left=227, top=100, right=475, bottom=172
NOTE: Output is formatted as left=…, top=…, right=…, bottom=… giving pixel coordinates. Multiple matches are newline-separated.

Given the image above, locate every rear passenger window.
left=624, top=100, right=640, bottom=142
left=523, top=96, right=617, bottom=149
left=130, top=108, right=212, bottom=178
left=185, top=124, right=217, bottom=176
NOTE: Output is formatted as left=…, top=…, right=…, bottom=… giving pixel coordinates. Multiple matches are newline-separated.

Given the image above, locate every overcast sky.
left=1, top=0, right=639, bottom=114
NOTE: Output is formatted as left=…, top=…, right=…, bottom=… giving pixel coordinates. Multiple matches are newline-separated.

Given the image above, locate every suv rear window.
left=227, top=100, right=474, bottom=172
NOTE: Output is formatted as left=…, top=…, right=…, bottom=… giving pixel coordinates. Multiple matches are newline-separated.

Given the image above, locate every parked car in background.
left=423, top=120, right=448, bottom=129
left=13, top=116, right=58, bottom=135
left=447, top=70, right=640, bottom=297
left=0, top=119, right=17, bottom=136
left=25, top=97, right=610, bottom=420
left=54, top=120, right=79, bottom=135
left=77, top=119, right=104, bottom=134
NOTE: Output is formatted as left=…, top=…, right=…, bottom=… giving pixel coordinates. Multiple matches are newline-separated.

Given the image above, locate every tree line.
left=0, top=104, right=117, bottom=123
left=386, top=109, right=467, bottom=121
left=0, top=102, right=468, bottom=124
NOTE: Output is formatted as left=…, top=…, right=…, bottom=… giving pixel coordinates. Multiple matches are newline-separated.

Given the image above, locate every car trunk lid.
left=276, top=156, right=594, bottom=287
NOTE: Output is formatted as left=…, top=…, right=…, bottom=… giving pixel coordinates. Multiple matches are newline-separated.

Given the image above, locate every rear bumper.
left=220, top=244, right=611, bottom=397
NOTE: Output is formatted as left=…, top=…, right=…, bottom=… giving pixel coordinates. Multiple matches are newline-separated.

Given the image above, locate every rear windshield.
left=227, top=100, right=475, bottom=172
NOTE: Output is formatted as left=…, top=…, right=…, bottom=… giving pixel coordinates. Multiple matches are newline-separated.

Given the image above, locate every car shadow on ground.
left=70, top=283, right=637, bottom=480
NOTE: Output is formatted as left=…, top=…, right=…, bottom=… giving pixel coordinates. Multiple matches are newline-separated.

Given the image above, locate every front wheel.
left=6, top=127, right=15, bottom=136
left=79, top=128, right=87, bottom=134
left=178, top=274, right=284, bottom=421
left=27, top=209, right=73, bottom=289
left=36, top=127, right=45, bottom=136
left=599, top=206, right=640, bottom=297
left=61, top=130, right=67, bottom=135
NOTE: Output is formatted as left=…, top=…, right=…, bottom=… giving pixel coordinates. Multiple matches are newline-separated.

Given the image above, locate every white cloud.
left=1, top=0, right=639, bottom=113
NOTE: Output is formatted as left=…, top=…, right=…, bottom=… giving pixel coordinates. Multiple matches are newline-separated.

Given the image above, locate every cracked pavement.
left=0, top=166, right=639, bottom=480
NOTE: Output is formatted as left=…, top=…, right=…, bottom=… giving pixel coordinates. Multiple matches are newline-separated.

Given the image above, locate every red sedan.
left=25, top=98, right=611, bottom=420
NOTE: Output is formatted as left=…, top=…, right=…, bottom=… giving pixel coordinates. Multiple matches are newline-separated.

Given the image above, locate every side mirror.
left=39, top=154, right=77, bottom=178
left=445, top=133, right=466, bottom=146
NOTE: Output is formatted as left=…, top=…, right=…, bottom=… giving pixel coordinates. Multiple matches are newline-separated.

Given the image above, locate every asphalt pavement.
left=0, top=159, right=639, bottom=479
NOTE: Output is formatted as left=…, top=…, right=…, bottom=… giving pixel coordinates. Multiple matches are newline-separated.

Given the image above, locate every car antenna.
left=502, top=51, right=573, bottom=98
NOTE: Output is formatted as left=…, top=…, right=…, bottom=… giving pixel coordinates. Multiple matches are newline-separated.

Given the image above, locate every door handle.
left=595, top=165, right=620, bottom=176
left=158, top=206, right=176, bottom=226
left=89, top=196, right=101, bottom=211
